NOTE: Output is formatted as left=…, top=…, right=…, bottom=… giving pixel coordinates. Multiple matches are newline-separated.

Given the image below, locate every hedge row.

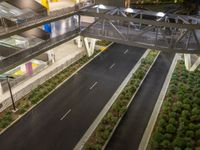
left=83, top=50, right=158, bottom=150
left=0, top=50, right=100, bottom=132
left=150, top=61, right=200, bottom=150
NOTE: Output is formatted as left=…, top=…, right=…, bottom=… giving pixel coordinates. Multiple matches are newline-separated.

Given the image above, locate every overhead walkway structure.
left=80, top=5, right=200, bottom=54
left=0, top=3, right=200, bottom=73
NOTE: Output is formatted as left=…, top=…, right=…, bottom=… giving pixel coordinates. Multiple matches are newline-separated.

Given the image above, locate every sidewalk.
left=0, top=39, right=85, bottom=112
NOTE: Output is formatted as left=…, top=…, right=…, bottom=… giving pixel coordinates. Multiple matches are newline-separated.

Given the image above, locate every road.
left=0, top=44, right=145, bottom=150
left=106, top=52, right=175, bottom=150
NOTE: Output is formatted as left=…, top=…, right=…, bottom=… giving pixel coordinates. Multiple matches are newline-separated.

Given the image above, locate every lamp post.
left=0, top=75, right=16, bottom=111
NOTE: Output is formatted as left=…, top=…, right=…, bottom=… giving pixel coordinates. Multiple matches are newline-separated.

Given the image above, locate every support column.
left=184, top=54, right=200, bottom=71
left=0, top=82, right=3, bottom=101
left=184, top=54, right=191, bottom=71
left=190, top=57, right=200, bottom=71
left=47, top=50, right=55, bottom=63
left=125, top=0, right=131, bottom=8
left=75, top=36, right=83, bottom=48
left=84, top=37, right=97, bottom=57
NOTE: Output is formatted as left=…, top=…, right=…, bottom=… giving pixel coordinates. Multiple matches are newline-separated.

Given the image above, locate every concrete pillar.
left=184, top=54, right=191, bottom=71
left=184, top=54, right=200, bottom=71
left=75, top=36, right=83, bottom=48
left=84, top=37, right=97, bottom=57
left=0, top=82, right=3, bottom=101
left=190, top=57, right=200, bottom=71
left=125, top=0, right=131, bottom=8
left=47, top=50, right=55, bottom=63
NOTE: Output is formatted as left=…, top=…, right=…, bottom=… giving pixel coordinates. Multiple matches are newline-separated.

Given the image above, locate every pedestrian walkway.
left=0, top=39, right=85, bottom=112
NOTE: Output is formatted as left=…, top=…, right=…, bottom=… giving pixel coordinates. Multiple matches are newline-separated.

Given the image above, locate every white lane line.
left=109, top=63, right=116, bottom=69
left=124, top=49, right=129, bottom=54
left=89, top=81, right=98, bottom=90
left=60, top=109, right=71, bottom=121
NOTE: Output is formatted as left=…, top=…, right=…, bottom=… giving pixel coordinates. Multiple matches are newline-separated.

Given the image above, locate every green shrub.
left=161, top=140, right=170, bottom=149
left=173, top=137, right=185, bottom=148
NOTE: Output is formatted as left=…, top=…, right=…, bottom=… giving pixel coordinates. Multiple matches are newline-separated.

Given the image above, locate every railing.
left=0, top=0, right=95, bottom=37
left=0, top=28, right=80, bottom=73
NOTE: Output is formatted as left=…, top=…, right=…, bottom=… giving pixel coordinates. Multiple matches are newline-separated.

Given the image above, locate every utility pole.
left=6, top=77, right=16, bottom=111
left=0, top=75, right=16, bottom=111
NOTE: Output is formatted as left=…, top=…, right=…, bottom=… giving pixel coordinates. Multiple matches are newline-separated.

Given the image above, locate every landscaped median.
left=0, top=49, right=101, bottom=133
left=83, top=50, right=159, bottom=150
left=149, top=61, right=200, bottom=150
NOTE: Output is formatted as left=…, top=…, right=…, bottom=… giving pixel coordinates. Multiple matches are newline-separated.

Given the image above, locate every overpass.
left=0, top=3, right=200, bottom=72
left=80, top=5, right=200, bottom=54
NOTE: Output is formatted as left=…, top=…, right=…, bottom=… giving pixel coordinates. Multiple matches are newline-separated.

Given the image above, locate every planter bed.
left=83, top=50, right=158, bottom=150
left=149, top=61, right=200, bottom=150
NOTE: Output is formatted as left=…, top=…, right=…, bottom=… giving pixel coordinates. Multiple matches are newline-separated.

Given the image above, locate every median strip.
left=76, top=50, right=159, bottom=150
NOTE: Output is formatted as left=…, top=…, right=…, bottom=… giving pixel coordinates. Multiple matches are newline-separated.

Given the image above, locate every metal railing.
left=81, top=5, right=200, bottom=53
left=0, top=0, right=95, bottom=38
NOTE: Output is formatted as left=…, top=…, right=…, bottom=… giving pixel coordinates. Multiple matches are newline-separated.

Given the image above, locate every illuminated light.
left=156, top=12, right=165, bottom=17
left=125, top=8, right=134, bottom=13
left=98, top=4, right=106, bottom=9
left=94, top=4, right=106, bottom=9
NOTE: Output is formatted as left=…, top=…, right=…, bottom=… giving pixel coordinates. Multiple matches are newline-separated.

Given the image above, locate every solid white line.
left=60, top=109, right=71, bottom=121
left=109, top=63, right=116, bottom=69
left=124, top=49, right=129, bottom=54
left=89, top=82, right=98, bottom=90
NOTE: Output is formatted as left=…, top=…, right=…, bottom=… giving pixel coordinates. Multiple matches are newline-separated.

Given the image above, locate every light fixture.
left=156, top=12, right=165, bottom=17
left=94, top=4, right=106, bottom=9
left=125, top=8, right=134, bottom=13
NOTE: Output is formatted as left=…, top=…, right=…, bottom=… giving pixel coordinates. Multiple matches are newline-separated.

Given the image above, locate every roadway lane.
left=106, top=52, right=175, bottom=150
left=0, top=44, right=145, bottom=150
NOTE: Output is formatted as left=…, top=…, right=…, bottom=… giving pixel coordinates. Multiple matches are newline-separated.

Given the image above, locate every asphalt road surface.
left=0, top=44, right=145, bottom=150
left=106, top=52, right=175, bottom=150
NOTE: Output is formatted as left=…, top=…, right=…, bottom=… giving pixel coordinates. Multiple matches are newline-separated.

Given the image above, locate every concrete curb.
left=138, top=54, right=180, bottom=150
left=0, top=43, right=113, bottom=135
left=102, top=51, right=160, bottom=150
left=74, top=49, right=152, bottom=150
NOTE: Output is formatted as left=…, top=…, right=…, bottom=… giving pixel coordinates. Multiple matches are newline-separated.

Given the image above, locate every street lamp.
left=0, top=74, right=16, bottom=111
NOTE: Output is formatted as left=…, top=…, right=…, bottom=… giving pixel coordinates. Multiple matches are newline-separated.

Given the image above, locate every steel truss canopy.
left=80, top=4, right=200, bottom=54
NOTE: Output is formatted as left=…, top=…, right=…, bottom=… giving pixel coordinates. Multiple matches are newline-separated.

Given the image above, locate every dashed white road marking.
left=124, top=49, right=129, bottom=54
left=60, top=109, right=71, bottom=121
left=109, top=63, right=116, bottom=69
left=89, top=81, right=98, bottom=90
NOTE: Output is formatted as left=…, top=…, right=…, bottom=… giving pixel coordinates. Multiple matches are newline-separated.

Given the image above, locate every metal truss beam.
left=80, top=11, right=200, bottom=30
